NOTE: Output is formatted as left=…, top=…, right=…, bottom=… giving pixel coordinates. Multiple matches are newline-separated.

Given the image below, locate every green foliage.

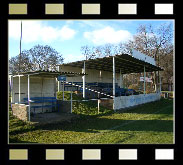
left=57, top=91, right=82, bottom=100
left=128, top=84, right=139, bottom=91
left=57, top=91, right=112, bottom=115
left=72, top=101, right=112, bottom=116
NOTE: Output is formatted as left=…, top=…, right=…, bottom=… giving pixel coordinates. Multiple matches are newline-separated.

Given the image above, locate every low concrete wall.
left=114, top=93, right=161, bottom=110
left=100, top=98, right=113, bottom=109
left=30, top=102, right=55, bottom=114
left=12, top=104, right=29, bottom=121
left=57, top=100, right=71, bottom=113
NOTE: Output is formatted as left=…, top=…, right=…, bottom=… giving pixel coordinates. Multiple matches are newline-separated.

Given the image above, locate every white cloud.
left=78, top=20, right=105, bottom=29
left=84, top=26, right=132, bottom=45
left=9, top=20, right=76, bottom=43
left=64, top=54, right=84, bottom=63
left=58, top=26, right=76, bottom=40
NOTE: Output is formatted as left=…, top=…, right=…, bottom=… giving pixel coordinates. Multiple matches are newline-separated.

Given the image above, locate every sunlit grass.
left=9, top=98, right=173, bottom=144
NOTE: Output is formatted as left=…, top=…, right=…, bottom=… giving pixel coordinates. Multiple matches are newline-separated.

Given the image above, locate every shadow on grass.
left=9, top=120, right=28, bottom=129
left=9, top=137, right=38, bottom=143
left=9, top=98, right=173, bottom=143
left=9, top=108, right=173, bottom=137
left=34, top=117, right=173, bottom=133
left=9, top=126, right=36, bottom=136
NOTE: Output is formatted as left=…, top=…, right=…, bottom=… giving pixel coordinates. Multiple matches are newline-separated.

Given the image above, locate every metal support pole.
left=83, top=61, right=86, bottom=98
left=98, top=99, right=100, bottom=114
left=158, top=71, right=160, bottom=93
left=55, top=78, right=57, bottom=97
left=122, top=74, right=124, bottom=88
left=154, top=71, right=157, bottom=93
left=99, top=70, right=102, bottom=82
left=120, top=69, right=121, bottom=88
left=159, top=72, right=161, bottom=94
left=41, top=77, right=43, bottom=113
left=113, top=56, right=116, bottom=110
left=63, top=81, right=64, bottom=101
left=58, top=80, right=60, bottom=92
left=71, top=78, right=73, bottom=113
left=9, top=76, right=12, bottom=104
left=113, top=56, right=115, bottom=97
left=144, top=65, right=146, bottom=94
left=19, top=75, right=21, bottom=103
left=28, top=75, right=30, bottom=121
left=11, top=76, right=14, bottom=103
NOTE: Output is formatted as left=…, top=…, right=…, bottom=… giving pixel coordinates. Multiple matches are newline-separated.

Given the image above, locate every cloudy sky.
left=8, top=19, right=174, bottom=63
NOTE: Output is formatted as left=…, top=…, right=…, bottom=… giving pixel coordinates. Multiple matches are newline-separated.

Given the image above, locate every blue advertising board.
left=57, top=75, right=66, bottom=81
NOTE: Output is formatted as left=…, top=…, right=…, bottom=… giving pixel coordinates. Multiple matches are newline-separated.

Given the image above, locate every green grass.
left=9, top=98, right=173, bottom=144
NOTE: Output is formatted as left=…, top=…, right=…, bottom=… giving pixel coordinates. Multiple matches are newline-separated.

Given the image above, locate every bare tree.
left=81, top=43, right=127, bottom=60
left=81, top=45, right=94, bottom=60
left=80, top=23, right=173, bottom=92
left=9, top=51, right=34, bottom=73
left=9, top=44, right=64, bottom=73
left=125, top=23, right=173, bottom=91
left=159, top=44, right=173, bottom=91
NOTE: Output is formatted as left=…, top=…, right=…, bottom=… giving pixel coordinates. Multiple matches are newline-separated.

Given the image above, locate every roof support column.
left=62, top=81, right=64, bottom=101
left=12, top=76, right=14, bottom=103
left=113, top=56, right=116, bottom=110
left=58, top=80, right=60, bottom=92
left=71, top=78, right=73, bottom=113
left=28, top=75, right=31, bottom=121
left=10, top=75, right=13, bottom=104
left=144, top=65, right=146, bottom=95
left=82, top=61, right=86, bottom=99
left=18, top=75, right=21, bottom=103
left=154, top=71, right=157, bottom=93
left=98, top=99, right=100, bottom=114
left=55, top=77, right=57, bottom=97
left=159, top=71, right=161, bottom=94
left=113, top=56, right=116, bottom=97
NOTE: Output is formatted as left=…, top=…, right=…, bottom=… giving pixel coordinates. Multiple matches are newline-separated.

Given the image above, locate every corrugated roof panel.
left=62, top=53, right=163, bottom=73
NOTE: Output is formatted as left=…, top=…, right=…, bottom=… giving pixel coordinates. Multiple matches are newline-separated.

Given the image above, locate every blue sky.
left=9, top=20, right=174, bottom=63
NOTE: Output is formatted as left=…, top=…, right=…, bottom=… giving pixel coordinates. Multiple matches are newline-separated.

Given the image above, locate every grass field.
left=9, top=98, right=173, bottom=144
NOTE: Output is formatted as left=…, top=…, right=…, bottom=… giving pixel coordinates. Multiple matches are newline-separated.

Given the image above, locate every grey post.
left=28, top=75, right=30, bottom=121
left=144, top=65, right=146, bottom=94
left=83, top=61, right=86, bottom=98
left=113, top=56, right=116, bottom=110
left=19, top=75, right=21, bottom=103
left=63, top=81, right=64, bottom=101
left=71, top=78, right=73, bottom=113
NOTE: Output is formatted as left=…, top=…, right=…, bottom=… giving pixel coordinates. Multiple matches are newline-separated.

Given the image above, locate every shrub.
left=57, top=91, right=113, bottom=116
left=128, top=84, right=139, bottom=91
left=72, top=100, right=112, bottom=116
left=57, top=91, right=82, bottom=100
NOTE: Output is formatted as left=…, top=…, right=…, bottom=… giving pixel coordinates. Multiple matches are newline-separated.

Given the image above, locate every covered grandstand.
left=59, top=49, right=163, bottom=110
